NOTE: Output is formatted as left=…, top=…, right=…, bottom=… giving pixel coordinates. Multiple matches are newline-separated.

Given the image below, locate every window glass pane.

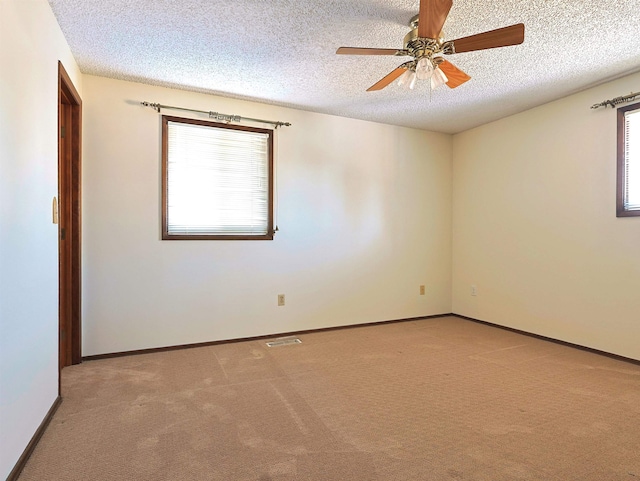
left=164, top=119, right=272, bottom=237
left=626, top=109, right=640, bottom=209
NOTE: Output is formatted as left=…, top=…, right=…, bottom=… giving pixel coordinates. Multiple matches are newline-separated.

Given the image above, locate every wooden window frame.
left=617, top=101, right=640, bottom=217
left=161, top=115, right=275, bottom=240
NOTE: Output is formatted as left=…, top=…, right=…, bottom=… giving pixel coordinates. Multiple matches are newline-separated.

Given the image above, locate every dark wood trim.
left=453, top=314, right=640, bottom=366
left=161, top=115, right=169, bottom=239
left=616, top=101, right=640, bottom=217
left=6, top=396, right=62, bottom=481
left=267, top=119, right=274, bottom=238
left=58, top=61, right=83, bottom=387
left=82, top=313, right=453, bottom=361
left=161, top=115, right=275, bottom=240
left=82, top=312, right=640, bottom=367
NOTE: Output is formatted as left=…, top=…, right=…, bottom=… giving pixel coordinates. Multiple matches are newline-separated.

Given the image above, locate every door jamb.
left=57, top=61, right=82, bottom=392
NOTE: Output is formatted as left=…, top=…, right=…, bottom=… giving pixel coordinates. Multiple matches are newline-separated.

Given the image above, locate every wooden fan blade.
left=418, top=0, right=453, bottom=39
left=367, top=67, right=407, bottom=92
left=337, top=47, right=403, bottom=56
left=450, top=23, right=524, bottom=54
left=438, top=60, right=471, bottom=88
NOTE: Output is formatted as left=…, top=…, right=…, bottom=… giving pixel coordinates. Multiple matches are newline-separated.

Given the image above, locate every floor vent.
left=266, top=337, right=302, bottom=348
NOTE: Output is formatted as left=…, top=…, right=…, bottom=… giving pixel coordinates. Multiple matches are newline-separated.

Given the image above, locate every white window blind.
left=624, top=108, right=640, bottom=211
left=166, top=120, right=271, bottom=237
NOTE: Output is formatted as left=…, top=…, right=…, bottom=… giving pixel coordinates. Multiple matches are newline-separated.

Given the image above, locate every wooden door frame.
left=58, top=61, right=82, bottom=385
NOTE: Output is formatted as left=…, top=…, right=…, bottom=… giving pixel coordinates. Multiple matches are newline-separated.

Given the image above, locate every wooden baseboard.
left=453, top=313, right=640, bottom=366
left=84, top=312, right=639, bottom=367
left=7, top=396, right=62, bottom=481
left=83, top=313, right=454, bottom=361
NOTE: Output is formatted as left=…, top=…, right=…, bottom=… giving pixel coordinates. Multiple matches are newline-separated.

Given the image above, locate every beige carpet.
left=19, top=316, right=640, bottom=480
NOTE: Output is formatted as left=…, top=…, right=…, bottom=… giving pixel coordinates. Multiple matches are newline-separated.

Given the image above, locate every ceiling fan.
left=336, top=0, right=525, bottom=92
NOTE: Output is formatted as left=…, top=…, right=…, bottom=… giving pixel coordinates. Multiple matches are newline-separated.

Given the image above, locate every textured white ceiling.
left=48, top=0, right=640, bottom=133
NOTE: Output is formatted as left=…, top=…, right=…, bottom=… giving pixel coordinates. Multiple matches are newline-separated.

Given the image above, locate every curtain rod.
left=140, top=101, right=291, bottom=128
left=591, top=91, right=640, bottom=110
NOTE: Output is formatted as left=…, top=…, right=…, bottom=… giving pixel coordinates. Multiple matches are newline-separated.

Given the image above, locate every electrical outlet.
left=471, top=285, right=478, bottom=296
left=277, top=294, right=285, bottom=306
left=419, top=285, right=425, bottom=295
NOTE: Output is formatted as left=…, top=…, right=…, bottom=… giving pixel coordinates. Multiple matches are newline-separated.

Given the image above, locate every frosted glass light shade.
left=430, top=67, right=448, bottom=89
left=408, top=71, right=418, bottom=90
left=397, top=69, right=412, bottom=87
left=416, top=58, right=434, bottom=80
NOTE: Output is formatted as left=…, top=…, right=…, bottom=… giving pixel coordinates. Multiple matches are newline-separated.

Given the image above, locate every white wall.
left=452, top=71, right=640, bottom=361
left=82, top=76, right=453, bottom=356
left=0, top=0, right=82, bottom=478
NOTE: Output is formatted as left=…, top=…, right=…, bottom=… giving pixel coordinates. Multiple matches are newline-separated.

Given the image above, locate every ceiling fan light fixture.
left=397, top=69, right=413, bottom=87
left=415, top=57, right=434, bottom=80
left=430, top=67, right=448, bottom=90
left=408, top=71, right=418, bottom=90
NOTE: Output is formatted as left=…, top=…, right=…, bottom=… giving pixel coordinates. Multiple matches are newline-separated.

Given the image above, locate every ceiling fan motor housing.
left=403, top=15, right=452, bottom=71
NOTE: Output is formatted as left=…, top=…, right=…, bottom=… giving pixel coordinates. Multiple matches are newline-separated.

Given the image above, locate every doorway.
left=58, top=62, right=82, bottom=379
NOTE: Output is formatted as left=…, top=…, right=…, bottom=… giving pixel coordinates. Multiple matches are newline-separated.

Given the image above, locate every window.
left=617, top=102, right=640, bottom=217
left=162, top=116, right=274, bottom=239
